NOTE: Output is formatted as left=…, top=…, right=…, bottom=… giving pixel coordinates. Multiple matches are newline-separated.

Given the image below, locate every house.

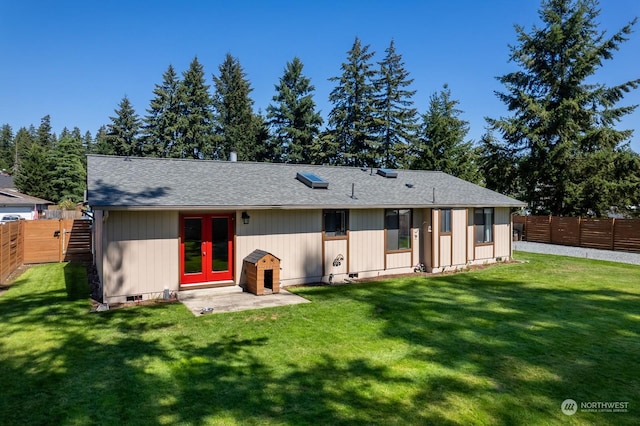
left=0, top=188, right=52, bottom=220
left=87, top=155, right=525, bottom=304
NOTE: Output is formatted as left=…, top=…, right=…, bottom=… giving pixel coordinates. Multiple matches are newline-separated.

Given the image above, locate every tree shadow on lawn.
left=0, top=267, right=452, bottom=425
left=305, top=270, right=640, bottom=425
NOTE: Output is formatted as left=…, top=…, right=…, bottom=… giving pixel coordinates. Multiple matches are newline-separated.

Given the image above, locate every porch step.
left=178, top=285, right=244, bottom=301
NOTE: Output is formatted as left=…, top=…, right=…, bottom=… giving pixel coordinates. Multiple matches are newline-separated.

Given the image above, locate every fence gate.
left=24, top=219, right=93, bottom=264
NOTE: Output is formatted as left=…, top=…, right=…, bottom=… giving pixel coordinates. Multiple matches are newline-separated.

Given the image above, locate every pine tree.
left=327, top=37, right=377, bottom=167
left=142, top=64, right=181, bottom=157
left=36, top=115, right=55, bottom=148
left=372, top=40, right=418, bottom=168
left=14, top=142, right=53, bottom=200
left=212, top=53, right=262, bottom=161
left=174, top=57, right=215, bottom=159
left=51, top=134, right=86, bottom=203
left=107, top=96, right=141, bottom=157
left=266, top=57, right=323, bottom=164
left=486, top=0, right=640, bottom=216
left=411, top=85, right=481, bottom=183
left=82, top=131, right=94, bottom=155
left=12, top=127, right=35, bottom=175
left=0, top=124, right=14, bottom=172
left=93, top=126, right=112, bottom=155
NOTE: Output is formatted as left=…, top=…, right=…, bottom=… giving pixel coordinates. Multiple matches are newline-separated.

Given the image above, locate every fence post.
left=58, top=219, right=63, bottom=263
left=611, top=218, right=616, bottom=251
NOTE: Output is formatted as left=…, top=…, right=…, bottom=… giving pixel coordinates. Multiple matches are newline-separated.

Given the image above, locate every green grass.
left=0, top=253, right=638, bottom=425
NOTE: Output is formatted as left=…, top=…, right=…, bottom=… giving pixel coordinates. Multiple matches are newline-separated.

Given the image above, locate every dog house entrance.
left=264, top=269, right=273, bottom=291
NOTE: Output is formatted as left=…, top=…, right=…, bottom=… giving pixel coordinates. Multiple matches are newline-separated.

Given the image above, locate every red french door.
left=180, top=214, right=234, bottom=285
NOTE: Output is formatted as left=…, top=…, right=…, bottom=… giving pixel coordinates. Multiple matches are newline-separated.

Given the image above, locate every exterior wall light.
left=241, top=211, right=250, bottom=225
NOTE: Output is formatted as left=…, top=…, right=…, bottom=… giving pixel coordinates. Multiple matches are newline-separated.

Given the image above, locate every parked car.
left=0, top=215, right=22, bottom=224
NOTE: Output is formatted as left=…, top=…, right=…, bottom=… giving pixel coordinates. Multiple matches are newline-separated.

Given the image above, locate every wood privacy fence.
left=0, top=222, right=24, bottom=283
left=0, top=219, right=92, bottom=284
left=513, top=216, right=640, bottom=253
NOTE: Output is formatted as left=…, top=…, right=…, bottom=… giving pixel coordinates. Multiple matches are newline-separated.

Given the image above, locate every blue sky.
left=1, top=0, right=639, bottom=152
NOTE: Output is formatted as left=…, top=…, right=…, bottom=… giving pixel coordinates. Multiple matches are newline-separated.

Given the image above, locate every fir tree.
left=51, top=134, right=86, bottom=203
left=212, top=53, right=261, bottom=161
left=176, top=57, right=215, bottom=159
left=107, top=96, right=141, bottom=157
left=372, top=40, right=418, bottom=168
left=142, top=64, right=181, bottom=157
left=14, top=143, right=53, bottom=200
left=327, top=37, right=377, bottom=167
left=486, top=0, right=640, bottom=216
left=12, top=127, right=35, bottom=175
left=93, top=126, right=113, bottom=155
left=411, top=85, right=481, bottom=183
left=0, top=124, right=14, bottom=172
left=36, top=115, right=55, bottom=148
left=266, top=57, right=323, bottom=164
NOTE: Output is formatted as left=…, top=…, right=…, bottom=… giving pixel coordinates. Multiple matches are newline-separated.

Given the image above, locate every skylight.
left=296, top=172, right=329, bottom=189
left=377, top=168, right=398, bottom=178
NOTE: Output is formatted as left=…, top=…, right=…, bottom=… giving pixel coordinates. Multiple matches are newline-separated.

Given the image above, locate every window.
left=385, top=209, right=412, bottom=251
left=474, top=208, right=493, bottom=243
left=440, top=209, right=451, bottom=233
left=324, top=210, right=348, bottom=237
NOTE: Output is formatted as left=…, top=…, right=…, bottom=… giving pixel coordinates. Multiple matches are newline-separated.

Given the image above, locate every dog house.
left=243, top=249, right=280, bottom=295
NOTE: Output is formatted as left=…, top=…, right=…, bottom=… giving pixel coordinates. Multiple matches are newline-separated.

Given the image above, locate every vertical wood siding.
left=324, top=239, right=348, bottom=275
left=103, top=211, right=178, bottom=301
left=452, top=209, right=467, bottom=265
left=349, top=209, right=385, bottom=273
left=236, top=209, right=323, bottom=284
left=494, top=207, right=511, bottom=258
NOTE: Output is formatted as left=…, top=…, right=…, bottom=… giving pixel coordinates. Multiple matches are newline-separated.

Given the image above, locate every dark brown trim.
left=346, top=229, right=350, bottom=273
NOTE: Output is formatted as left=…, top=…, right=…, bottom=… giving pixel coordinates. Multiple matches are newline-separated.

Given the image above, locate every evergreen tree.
left=36, top=115, right=55, bottom=148
left=142, top=64, right=181, bottom=157
left=83, top=131, right=94, bottom=154
left=411, top=85, right=481, bottom=183
left=51, top=134, right=86, bottom=203
left=93, top=126, right=113, bottom=155
left=107, top=96, right=141, bottom=157
left=372, top=40, right=418, bottom=168
left=176, top=57, right=215, bottom=159
left=327, top=37, right=377, bottom=166
left=486, top=0, right=640, bottom=216
left=12, top=127, right=35, bottom=175
left=212, top=53, right=262, bottom=161
left=266, top=57, right=323, bottom=164
left=479, top=131, right=520, bottom=196
left=14, top=143, right=53, bottom=200
left=0, top=124, right=14, bottom=172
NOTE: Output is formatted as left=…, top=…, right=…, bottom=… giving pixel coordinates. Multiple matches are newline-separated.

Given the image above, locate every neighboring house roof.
left=87, top=155, right=525, bottom=210
left=0, top=175, right=15, bottom=189
left=0, top=188, right=53, bottom=206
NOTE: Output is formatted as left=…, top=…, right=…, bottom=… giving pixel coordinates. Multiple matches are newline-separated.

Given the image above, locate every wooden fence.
left=513, top=216, right=640, bottom=253
left=0, top=219, right=92, bottom=284
left=0, top=222, right=24, bottom=283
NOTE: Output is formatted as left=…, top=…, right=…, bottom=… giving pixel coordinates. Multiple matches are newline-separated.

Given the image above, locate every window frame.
left=474, top=207, right=494, bottom=244
left=323, top=209, right=349, bottom=239
left=385, top=208, right=412, bottom=252
left=440, top=208, right=452, bottom=234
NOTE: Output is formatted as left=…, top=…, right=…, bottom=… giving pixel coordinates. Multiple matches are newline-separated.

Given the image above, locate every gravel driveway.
left=514, top=241, right=640, bottom=265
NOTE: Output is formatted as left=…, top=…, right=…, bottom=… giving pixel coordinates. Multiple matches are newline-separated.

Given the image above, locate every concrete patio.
left=178, top=286, right=310, bottom=316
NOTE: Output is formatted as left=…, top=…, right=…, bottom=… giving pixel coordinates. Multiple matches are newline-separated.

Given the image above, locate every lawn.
left=0, top=253, right=638, bottom=425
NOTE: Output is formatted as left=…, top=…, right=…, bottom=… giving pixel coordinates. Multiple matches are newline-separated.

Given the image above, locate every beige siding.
left=439, top=235, right=452, bottom=266
left=236, top=209, right=322, bottom=284
left=349, top=209, right=385, bottom=273
left=103, top=211, right=179, bottom=302
left=386, top=251, right=412, bottom=269
left=431, top=209, right=440, bottom=268
left=467, top=211, right=475, bottom=261
left=94, top=210, right=104, bottom=287
left=494, top=207, right=511, bottom=258
left=475, top=244, right=494, bottom=260
left=324, top=239, right=348, bottom=275
left=452, top=208, right=467, bottom=265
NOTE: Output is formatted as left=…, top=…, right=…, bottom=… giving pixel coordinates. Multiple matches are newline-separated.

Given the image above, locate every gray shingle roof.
left=87, top=155, right=525, bottom=209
